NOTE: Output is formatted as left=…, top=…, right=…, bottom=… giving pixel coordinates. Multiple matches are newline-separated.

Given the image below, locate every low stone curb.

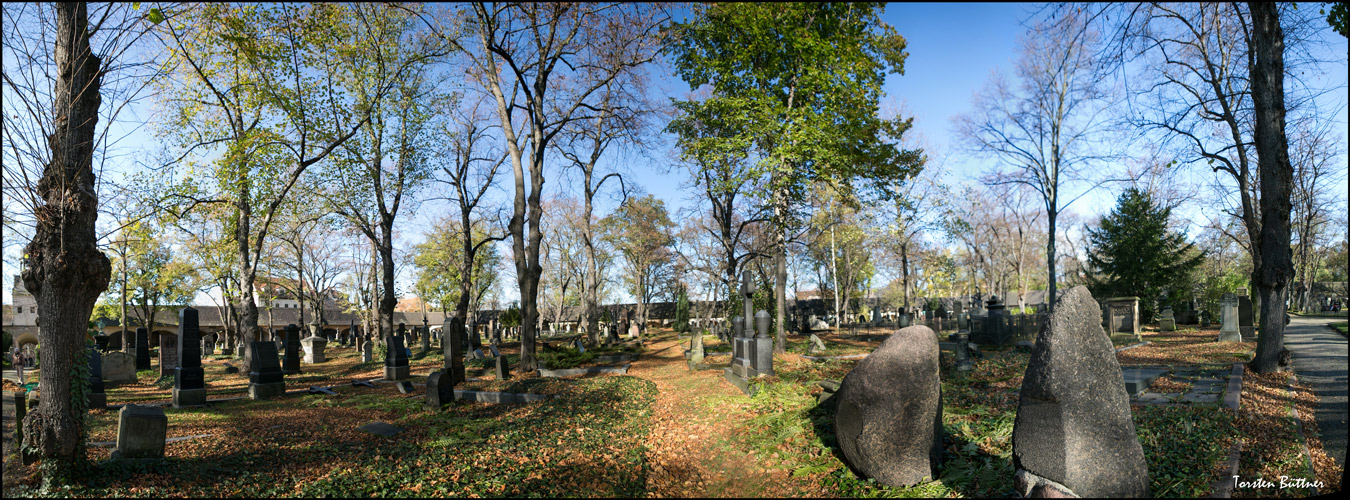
left=538, top=364, right=631, bottom=378
left=87, top=433, right=212, bottom=448
left=452, top=389, right=552, bottom=404
left=1207, top=363, right=1246, bottom=498
left=1206, top=440, right=1243, bottom=498
left=1223, top=363, right=1243, bottom=415
left=1285, top=371, right=1320, bottom=496
left=594, top=353, right=640, bottom=363
left=801, top=353, right=868, bottom=361
left=1113, top=341, right=1151, bottom=353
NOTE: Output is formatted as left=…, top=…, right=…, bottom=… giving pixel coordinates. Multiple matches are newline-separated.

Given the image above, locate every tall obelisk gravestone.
left=173, top=307, right=207, bottom=407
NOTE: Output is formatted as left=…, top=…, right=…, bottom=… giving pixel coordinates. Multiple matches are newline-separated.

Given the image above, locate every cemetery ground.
left=2, top=323, right=1345, bottom=497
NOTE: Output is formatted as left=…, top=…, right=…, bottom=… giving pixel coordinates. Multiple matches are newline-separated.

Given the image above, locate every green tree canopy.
left=1086, top=188, right=1205, bottom=322
left=412, top=217, right=499, bottom=313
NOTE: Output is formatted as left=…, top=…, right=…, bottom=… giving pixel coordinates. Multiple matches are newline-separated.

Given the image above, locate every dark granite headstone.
left=385, top=334, right=410, bottom=380
left=248, top=341, right=285, bottom=400
left=174, top=307, right=207, bottom=407
left=158, top=334, right=179, bottom=378
left=283, top=324, right=302, bottom=375
left=134, top=327, right=151, bottom=370
left=425, top=370, right=453, bottom=410
left=1237, top=292, right=1254, bottom=340
left=445, top=317, right=466, bottom=386
left=87, top=345, right=107, bottom=409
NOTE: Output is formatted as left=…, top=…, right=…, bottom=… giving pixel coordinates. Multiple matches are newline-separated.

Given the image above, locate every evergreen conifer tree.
left=1086, top=188, right=1205, bottom=322
left=673, top=284, right=691, bottom=333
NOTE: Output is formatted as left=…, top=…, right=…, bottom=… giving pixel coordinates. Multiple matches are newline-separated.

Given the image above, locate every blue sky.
left=4, top=3, right=1347, bottom=306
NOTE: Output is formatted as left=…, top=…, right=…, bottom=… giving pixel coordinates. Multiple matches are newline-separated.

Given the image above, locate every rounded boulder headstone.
left=833, top=325, right=943, bottom=487
left=1012, top=285, right=1149, bottom=498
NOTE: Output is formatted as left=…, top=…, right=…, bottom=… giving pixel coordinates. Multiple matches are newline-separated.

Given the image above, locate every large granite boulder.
left=833, top=325, right=943, bottom=487
left=1013, top=285, right=1149, bottom=498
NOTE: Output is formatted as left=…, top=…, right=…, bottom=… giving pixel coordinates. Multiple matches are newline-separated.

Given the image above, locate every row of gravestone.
left=57, top=315, right=513, bottom=464
left=832, top=285, right=1150, bottom=497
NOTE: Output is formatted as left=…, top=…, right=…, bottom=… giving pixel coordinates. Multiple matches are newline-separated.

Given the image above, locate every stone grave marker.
left=489, top=344, right=501, bottom=358
left=111, top=404, right=167, bottom=460
left=351, top=380, right=375, bottom=388
left=1217, top=293, right=1241, bottom=342
left=1103, top=297, right=1141, bottom=341
left=425, top=371, right=453, bottom=410
left=384, top=334, right=410, bottom=381
left=396, top=380, right=416, bottom=394
left=87, top=345, right=107, bottom=409
left=362, top=339, right=373, bottom=362
left=103, top=351, right=137, bottom=385
left=752, top=310, right=774, bottom=376
left=495, top=355, right=511, bottom=381
left=223, top=364, right=239, bottom=374
left=159, top=333, right=179, bottom=378
left=302, top=334, right=327, bottom=363
left=173, top=307, right=207, bottom=407
left=808, top=334, right=827, bottom=354
left=134, top=327, right=151, bottom=370
left=202, top=334, right=215, bottom=356
left=283, top=324, right=302, bottom=375
left=687, top=331, right=705, bottom=370
left=308, top=386, right=337, bottom=396
left=833, top=325, right=943, bottom=488
left=1012, top=286, right=1148, bottom=498
left=12, top=392, right=29, bottom=462
left=358, top=421, right=404, bottom=437
left=575, top=339, right=586, bottom=353
left=248, top=341, right=286, bottom=400
left=471, top=348, right=485, bottom=360
left=445, top=317, right=466, bottom=386
left=1158, top=306, right=1176, bottom=332
left=1237, top=289, right=1254, bottom=341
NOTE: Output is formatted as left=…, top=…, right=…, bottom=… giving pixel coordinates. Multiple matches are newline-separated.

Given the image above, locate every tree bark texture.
left=19, top=1, right=112, bottom=467
left=1246, top=2, right=1294, bottom=374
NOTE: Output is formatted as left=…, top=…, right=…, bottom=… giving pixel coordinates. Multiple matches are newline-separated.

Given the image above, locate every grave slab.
left=358, top=421, right=405, bottom=437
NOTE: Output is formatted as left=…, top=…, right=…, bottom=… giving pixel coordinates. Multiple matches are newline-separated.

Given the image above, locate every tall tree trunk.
left=1046, top=207, right=1058, bottom=312
left=19, top=2, right=111, bottom=472
left=380, top=224, right=396, bottom=345
left=830, top=224, right=841, bottom=326
left=775, top=221, right=787, bottom=352
left=583, top=169, right=600, bottom=345
left=1247, top=2, right=1294, bottom=374
left=901, top=242, right=911, bottom=313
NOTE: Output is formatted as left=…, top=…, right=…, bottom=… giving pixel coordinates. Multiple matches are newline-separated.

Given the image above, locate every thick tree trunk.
left=1247, top=2, right=1294, bottom=374
left=519, top=152, right=545, bottom=371
left=380, top=225, right=396, bottom=345
left=20, top=1, right=111, bottom=470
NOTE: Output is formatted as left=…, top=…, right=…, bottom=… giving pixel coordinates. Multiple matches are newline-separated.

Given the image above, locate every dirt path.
left=626, top=332, right=803, bottom=498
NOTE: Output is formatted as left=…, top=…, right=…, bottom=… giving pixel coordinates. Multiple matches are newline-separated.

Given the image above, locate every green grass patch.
left=1331, top=322, right=1347, bottom=335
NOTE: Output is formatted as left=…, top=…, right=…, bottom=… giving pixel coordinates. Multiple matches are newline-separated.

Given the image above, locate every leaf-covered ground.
left=3, top=325, right=1341, bottom=497
left=1117, top=326, right=1257, bottom=366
